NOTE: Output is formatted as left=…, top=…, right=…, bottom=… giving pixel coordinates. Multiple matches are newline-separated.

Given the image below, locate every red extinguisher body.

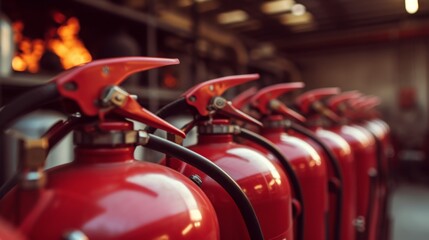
left=361, top=118, right=392, bottom=240
left=330, top=124, right=379, bottom=240
left=259, top=116, right=328, bottom=240
left=307, top=127, right=356, bottom=240
left=0, top=121, right=220, bottom=240
left=166, top=120, right=293, bottom=240
left=296, top=88, right=383, bottom=240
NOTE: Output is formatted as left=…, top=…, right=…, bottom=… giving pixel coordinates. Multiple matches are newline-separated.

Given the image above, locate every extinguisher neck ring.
left=74, top=130, right=138, bottom=147
left=261, top=118, right=294, bottom=129
left=197, top=124, right=241, bottom=135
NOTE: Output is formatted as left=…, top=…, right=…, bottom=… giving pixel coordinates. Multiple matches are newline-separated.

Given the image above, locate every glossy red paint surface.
left=0, top=147, right=219, bottom=239
left=166, top=132, right=293, bottom=240
left=259, top=120, right=328, bottom=240
left=329, top=124, right=379, bottom=240
left=309, top=127, right=356, bottom=240
left=0, top=218, right=26, bottom=240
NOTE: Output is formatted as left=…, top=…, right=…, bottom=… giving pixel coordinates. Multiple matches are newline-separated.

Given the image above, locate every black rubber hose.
left=237, top=128, right=304, bottom=240
left=0, top=83, right=60, bottom=131
left=145, top=97, right=190, bottom=134
left=285, top=120, right=343, bottom=240
left=145, top=133, right=264, bottom=240
left=43, top=116, right=95, bottom=151
left=0, top=174, right=18, bottom=199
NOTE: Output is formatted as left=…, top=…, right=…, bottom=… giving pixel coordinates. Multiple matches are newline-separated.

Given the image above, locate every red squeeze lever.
left=231, top=86, right=258, bottom=110
left=296, top=88, right=341, bottom=122
left=250, top=82, right=306, bottom=123
left=182, top=74, right=263, bottom=127
left=327, top=91, right=361, bottom=112
left=360, top=96, right=381, bottom=110
left=296, top=88, right=340, bottom=113
left=54, top=57, right=186, bottom=138
left=348, top=97, right=366, bottom=109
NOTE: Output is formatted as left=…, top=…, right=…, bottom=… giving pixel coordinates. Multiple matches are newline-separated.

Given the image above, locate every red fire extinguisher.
left=363, top=97, right=393, bottom=240
left=0, top=57, right=264, bottom=239
left=246, top=83, right=352, bottom=240
left=295, top=88, right=381, bottom=240
left=247, top=83, right=329, bottom=240
left=331, top=94, right=392, bottom=240
left=146, top=75, right=298, bottom=240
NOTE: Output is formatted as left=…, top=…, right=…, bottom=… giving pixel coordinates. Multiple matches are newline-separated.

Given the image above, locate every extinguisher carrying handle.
left=143, top=133, right=264, bottom=240
left=236, top=127, right=304, bottom=240
left=0, top=83, right=60, bottom=132
left=284, top=120, right=343, bottom=240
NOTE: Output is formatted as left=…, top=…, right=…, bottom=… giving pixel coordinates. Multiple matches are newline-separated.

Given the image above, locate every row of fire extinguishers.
left=0, top=57, right=393, bottom=240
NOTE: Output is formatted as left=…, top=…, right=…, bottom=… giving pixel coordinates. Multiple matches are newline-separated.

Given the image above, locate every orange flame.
left=12, top=22, right=45, bottom=73
left=12, top=13, right=92, bottom=73
left=48, top=17, right=92, bottom=69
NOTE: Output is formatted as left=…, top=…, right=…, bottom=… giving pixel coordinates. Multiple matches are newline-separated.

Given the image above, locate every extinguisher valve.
left=181, top=74, right=262, bottom=127
left=207, top=96, right=262, bottom=127
left=8, top=130, right=49, bottom=189
left=249, top=83, right=306, bottom=122
left=96, top=86, right=186, bottom=138
left=209, top=96, right=227, bottom=111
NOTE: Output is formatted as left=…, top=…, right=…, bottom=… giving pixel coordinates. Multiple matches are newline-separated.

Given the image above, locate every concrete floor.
left=390, top=183, right=429, bottom=240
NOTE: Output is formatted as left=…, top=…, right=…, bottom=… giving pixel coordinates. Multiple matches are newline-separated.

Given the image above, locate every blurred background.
left=1, top=0, right=429, bottom=239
